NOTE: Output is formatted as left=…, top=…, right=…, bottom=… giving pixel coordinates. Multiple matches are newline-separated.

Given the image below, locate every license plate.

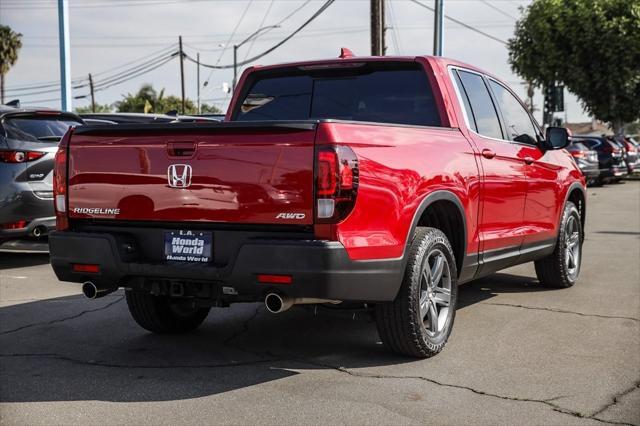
left=164, top=230, right=212, bottom=263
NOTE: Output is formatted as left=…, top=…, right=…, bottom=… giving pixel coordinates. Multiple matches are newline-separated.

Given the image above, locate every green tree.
left=200, top=103, right=223, bottom=114
left=509, top=0, right=640, bottom=134
left=0, top=25, right=23, bottom=104
left=115, top=84, right=222, bottom=115
left=75, top=103, right=113, bottom=114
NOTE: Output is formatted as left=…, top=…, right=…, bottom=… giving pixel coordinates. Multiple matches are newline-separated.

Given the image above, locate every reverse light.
left=315, top=145, right=358, bottom=223
left=0, top=150, right=46, bottom=163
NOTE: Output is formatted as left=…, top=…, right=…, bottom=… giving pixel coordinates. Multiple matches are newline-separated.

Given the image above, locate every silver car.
left=0, top=105, right=83, bottom=252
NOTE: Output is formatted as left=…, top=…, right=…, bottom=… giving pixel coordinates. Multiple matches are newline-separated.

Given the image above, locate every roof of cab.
left=241, top=53, right=502, bottom=85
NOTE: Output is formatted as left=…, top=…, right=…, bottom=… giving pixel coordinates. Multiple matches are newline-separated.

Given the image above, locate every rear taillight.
left=570, top=151, right=585, bottom=159
left=315, top=145, right=358, bottom=223
left=1, top=220, right=27, bottom=230
left=0, top=150, right=46, bottom=163
left=53, top=130, right=72, bottom=230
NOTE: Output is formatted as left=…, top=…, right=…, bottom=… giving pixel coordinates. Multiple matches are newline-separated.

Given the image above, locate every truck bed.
left=67, top=121, right=318, bottom=226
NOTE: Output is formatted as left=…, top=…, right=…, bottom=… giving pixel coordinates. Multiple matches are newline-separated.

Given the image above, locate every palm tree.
left=0, top=25, right=23, bottom=104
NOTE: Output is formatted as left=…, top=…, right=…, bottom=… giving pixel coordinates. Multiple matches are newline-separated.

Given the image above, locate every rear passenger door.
left=451, top=69, right=527, bottom=270
left=486, top=79, right=560, bottom=248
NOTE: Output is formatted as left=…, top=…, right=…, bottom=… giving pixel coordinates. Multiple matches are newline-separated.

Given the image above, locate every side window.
left=488, top=80, right=538, bottom=145
left=451, top=70, right=477, bottom=132
left=457, top=70, right=503, bottom=140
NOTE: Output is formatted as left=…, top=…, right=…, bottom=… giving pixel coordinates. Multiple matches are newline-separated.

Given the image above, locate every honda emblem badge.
left=167, top=164, right=192, bottom=188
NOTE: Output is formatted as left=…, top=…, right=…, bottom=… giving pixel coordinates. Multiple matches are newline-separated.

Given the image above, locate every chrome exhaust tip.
left=32, top=226, right=45, bottom=238
left=265, top=293, right=292, bottom=314
left=82, top=282, right=99, bottom=299
left=82, top=282, right=116, bottom=299
left=265, top=293, right=341, bottom=314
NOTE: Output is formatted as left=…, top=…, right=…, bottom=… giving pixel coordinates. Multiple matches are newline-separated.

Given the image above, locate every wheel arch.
left=405, top=191, right=467, bottom=278
left=564, top=182, right=586, bottom=238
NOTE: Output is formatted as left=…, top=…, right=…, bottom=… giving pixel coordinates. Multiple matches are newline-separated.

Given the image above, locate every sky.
left=1, top=0, right=591, bottom=123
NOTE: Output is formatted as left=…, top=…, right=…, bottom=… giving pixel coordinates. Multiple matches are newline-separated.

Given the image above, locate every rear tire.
left=125, top=290, right=210, bottom=333
left=375, top=227, right=458, bottom=358
left=534, top=201, right=582, bottom=288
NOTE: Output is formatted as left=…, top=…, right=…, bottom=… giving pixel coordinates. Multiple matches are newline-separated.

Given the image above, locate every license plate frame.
left=164, top=230, right=212, bottom=263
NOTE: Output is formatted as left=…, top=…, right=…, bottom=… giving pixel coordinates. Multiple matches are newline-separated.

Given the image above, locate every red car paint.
left=55, top=54, right=585, bottom=284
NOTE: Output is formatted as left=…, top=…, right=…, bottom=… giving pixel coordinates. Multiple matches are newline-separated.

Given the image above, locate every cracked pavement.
left=1, top=182, right=638, bottom=425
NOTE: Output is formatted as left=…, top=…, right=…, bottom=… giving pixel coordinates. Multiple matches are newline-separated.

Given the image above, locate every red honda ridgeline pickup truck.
left=50, top=52, right=585, bottom=357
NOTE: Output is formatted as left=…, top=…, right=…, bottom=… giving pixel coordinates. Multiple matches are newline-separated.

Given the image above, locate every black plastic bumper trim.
left=49, top=231, right=404, bottom=302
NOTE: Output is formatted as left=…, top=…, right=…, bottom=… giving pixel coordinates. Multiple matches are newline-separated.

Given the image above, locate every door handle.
left=481, top=149, right=496, bottom=159
left=524, top=156, right=535, bottom=165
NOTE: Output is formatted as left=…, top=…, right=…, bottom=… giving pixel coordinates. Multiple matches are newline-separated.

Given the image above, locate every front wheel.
left=125, top=290, right=210, bottom=334
left=534, top=201, right=583, bottom=288
left=375, top=227, right=458, bottom=358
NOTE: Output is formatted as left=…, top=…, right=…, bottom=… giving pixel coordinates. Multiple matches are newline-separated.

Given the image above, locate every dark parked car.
left=79, top=113, right=175, bottom=124
left=617, top=136, right=638, bottom=173
left=574, top=136, right=627, bottom=184
left=0, top=105, right=84, bottom=252
left=567, top=140, right=600, bottom=185
left=81, top=118, right=118, bottom=126
left=79, top=112, right=223, bottom=124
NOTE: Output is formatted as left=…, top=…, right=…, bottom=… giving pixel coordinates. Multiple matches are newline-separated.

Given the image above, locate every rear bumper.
left=0, top=216, right=55, bottom=241
left=0, top=178, right=55, bottom=241
left=49, top=231, right=403, bottom=302
left=577, top=165, right=600, bottom=179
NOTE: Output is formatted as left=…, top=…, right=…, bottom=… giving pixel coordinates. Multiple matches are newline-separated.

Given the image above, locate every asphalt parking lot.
left=1, top=182, right=638, bottom=426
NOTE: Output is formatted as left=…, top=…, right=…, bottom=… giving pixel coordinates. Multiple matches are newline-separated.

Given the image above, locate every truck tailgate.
left=67, top=122, right=316, bottom=225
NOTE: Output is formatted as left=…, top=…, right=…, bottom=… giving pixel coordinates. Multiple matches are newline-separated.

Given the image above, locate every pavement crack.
left=292, top=358, right=638, bottom=426
left=590, top=381, right=640, bottom=421
left=476, top=302, right=640, bottom=322
left=0, top=296, right=124, bottom=336
left=0, top=352, right=278, bottom=369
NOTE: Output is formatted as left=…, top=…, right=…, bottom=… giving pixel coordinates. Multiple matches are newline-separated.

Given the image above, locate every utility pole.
left=88, top=73, right=96, bottom=113
left=433, top=0, right=444, bottom=56
left=196, top=53, right=200, bottom=114
left=370, top=0, right=385, bottom=56
left=381, top=0, right=386, bottom=55
left=179, top=35, right=185, bottom=114
left=57, top=0, right=72, bottom=111
left=233, top=25, right=280, bottom=93
left=233, top=45, right=238, bottom=92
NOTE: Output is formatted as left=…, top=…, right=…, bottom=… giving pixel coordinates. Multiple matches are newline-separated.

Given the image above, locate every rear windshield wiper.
left=37, top=136, right=62, bottom=141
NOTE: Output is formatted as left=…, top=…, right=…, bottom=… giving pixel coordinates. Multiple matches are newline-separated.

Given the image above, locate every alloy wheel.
left=565, top=215, right=581, bottom=280
left=419, top=249, right=452, bottom=337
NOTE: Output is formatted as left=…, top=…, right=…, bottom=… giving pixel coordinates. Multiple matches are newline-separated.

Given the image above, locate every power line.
left=479, top=0, right=518, bottom=21
left=10, top=49, right=178, bottom=99
left=243, top=0, right=276, bottom=61
left=11, top=51, right=177, bottom=96
left=387, top=0, right=403, bottom=55
left=6, top=44, right=177, bottom=93
left=201, top=0, right=255, bottom=88
left=408, top=0, right=508, bottom=45
left=192, top=0, right=335, bottom=70
left=92, top=51, right=178, bottom=89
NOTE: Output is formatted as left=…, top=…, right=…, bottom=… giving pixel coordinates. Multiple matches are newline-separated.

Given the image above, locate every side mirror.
left=544, top=127, right=571, bottom=150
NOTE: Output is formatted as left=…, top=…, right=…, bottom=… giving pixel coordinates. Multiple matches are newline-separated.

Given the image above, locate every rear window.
left=234, top=62, right=441, bottom=127
left=2, top=116, right=81, bottom=142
